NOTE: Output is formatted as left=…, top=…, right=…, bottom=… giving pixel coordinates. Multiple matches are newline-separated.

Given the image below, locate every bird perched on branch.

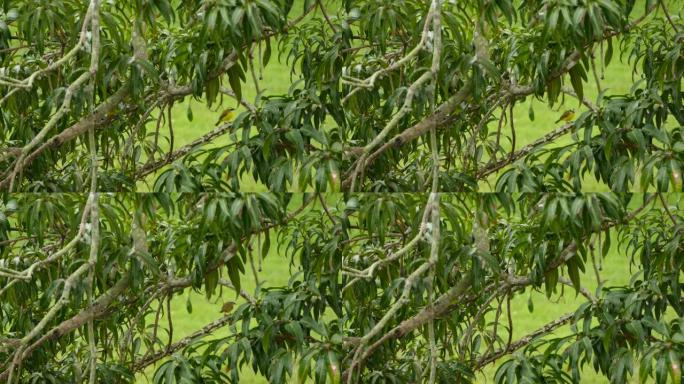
left=220, top=301, right=236, bottom=314
left=215, top=108, right=235, bottom=126
left=555, top=109, right=575, bottom=123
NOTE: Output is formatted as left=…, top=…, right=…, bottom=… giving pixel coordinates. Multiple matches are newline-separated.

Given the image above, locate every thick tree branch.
left=476, top=121, right=575, bottom=180
left=0, top=86, right=130, bottom=190
left=0, top=274, right=131, bottom=382
left=132, top=314, right=234, bottom=372
left=474, top=312, right=575, bottom=369
left=342, top=81, right=473, bottom=189
left=136, top=123, right=237, bottom=179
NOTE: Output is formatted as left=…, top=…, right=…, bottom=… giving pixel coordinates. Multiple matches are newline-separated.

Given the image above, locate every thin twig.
left=657, top=192, right=677, bottom=225
left=659, top=0, right=680, bottom=33
left=165, top=294, right=173, bottom=352
left=318, top=193, right=336, bottom=223
left=318, top=0, right=338, bottom=33
left=167, top=102, right=174, bottom=162
left=508, top=102, right=516, bottom=162
left=475, top=312, right=575, bottom=369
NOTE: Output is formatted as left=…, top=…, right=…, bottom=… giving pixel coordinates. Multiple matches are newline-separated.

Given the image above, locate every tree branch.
left=132, top=314, right=235, bottom=372
left=474, top=312, right=575, bottom=369
left=476, top=121, right=575, bottom=180
left=0, top=274, right=131, bottom=382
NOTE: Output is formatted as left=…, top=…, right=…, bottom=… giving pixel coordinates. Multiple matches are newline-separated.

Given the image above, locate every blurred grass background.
left=136, top=0, right=651, bottom=382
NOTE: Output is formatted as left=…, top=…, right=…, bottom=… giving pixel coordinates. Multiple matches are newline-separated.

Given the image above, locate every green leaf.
left=263, top=37, right=272, bottom=67
left=547, top=8, right=559, bottom=32
left=569, top=65, right=584, bottom=104
left=261, top=231, right=270, bottom=261
left=604, top=38, right=614, bottom=66
left=477, top=57, right=501, bottom=77
left=227, top=258, right=242, bottom=294
left=672, top=142, right=684, bottom=153
left=228, top=65, right=243, bottom=105
left=186, top=295, right=193, bottom=314
left=527, top=294, right=534, bottom=313
left=315, top=354, right=327, bottom=384
left=528, top=102, right=535, bottom=121
left=205, top=269, right=218, bottom=299
left=285, top=321, right=304, bottom=344
left=186, top=103, right=194, bottom=121
left=545, top=268, right=558, bottom=298
left=567, top=256, right=581, bottom=294
left=206, top=77, right=220, bottom=108
left=206, top=8, right=218, bottom=31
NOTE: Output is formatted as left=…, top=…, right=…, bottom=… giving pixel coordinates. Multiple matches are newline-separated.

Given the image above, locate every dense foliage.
left=0, top=0, right=682, bottom=383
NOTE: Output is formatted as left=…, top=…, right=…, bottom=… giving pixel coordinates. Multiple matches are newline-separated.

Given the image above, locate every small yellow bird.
left=215, top=108, right=236, bottom=126
left=555, top=109, right=576, bottom=124
left=220, top=301, right=236, bottom=313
